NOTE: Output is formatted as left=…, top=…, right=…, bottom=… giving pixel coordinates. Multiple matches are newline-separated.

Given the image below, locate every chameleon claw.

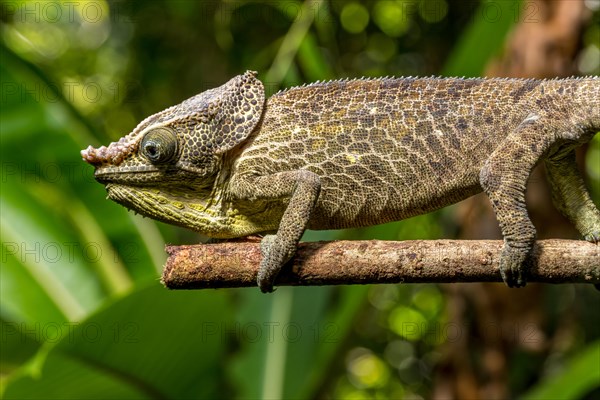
left=257, top=264, right=277, bottom=293
left=499, top=245, right=530, bottom=288
left=584, top=231, right=600, bottom=244
left=257, top=235, right=280, bottom=293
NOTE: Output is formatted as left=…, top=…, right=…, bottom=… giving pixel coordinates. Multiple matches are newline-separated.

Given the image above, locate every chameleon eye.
left=141, top=128, right=178, bottom=164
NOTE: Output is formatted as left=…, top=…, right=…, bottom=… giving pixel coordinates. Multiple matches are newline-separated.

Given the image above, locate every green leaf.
left=521, top=341, right=600, bottom=400
left=443, top=0, right=520, bottom=77
left=230, top=285, right=369, bottom=399
left=5, top=351, right=149, bottom=400
left=298, top=33, right=335, bottom=81
left=3, top=283, right=233, bottom=399
left=1, top=44, right=166, bottom=328
left=0, top=318, right=42, bottom=380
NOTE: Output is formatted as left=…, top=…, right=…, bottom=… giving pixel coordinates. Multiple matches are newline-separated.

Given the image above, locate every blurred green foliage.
left=1, top=0, right=599, bottom=399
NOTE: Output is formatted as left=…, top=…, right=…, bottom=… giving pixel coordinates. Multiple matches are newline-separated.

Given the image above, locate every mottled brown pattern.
left=82, top=71, right=600, bottom=292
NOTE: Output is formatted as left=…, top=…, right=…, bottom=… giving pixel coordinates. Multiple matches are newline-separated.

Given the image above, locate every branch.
left=161, top=239, right=599, bottom=289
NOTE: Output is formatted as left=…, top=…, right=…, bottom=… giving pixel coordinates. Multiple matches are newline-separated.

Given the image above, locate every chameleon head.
left=80, top=71, right=265, bottom=224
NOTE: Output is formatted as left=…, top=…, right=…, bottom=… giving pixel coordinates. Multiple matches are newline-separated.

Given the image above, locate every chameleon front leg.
left=231, top=170, right=321, bottom=292
left=480, top=120, right=555, bottom=287
left=545, top=148, right=600, bottom=242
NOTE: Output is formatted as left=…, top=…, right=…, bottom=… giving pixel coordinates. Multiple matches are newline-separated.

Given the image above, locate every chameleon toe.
left=499, top=246, right=530, bottom=288
left=584, top=231, right=600, bottom=244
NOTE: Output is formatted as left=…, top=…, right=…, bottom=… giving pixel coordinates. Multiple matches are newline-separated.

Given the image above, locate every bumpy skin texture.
left=82, top=71, right=600, bottom=292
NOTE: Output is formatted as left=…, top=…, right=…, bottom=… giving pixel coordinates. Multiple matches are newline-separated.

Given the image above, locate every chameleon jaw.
left=104, top=184, right=268, bottom=238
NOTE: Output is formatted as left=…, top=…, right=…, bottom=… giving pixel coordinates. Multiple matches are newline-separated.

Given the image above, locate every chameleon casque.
left=82, top=71, right=600, bottom=292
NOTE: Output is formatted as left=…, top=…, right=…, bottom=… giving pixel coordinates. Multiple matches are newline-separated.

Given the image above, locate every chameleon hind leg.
left=545, top=148, right=600, bottom=243
left=480, top=119, right=556, bottom=287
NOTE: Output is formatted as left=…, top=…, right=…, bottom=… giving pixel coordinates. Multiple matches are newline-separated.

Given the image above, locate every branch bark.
left=161, top=239, right=599, bottom=289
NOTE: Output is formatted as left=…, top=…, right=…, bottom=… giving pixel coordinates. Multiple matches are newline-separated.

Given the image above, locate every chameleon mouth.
left=93, top=166, right=164, bottom=184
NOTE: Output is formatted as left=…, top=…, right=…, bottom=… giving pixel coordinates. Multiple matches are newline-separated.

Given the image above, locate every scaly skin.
left=81, top=71, right=600, bottom=292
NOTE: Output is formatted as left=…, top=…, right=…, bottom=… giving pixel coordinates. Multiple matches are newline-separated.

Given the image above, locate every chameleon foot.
left=499, top=244, right=531, bottom=288
left=257, top=235, right=280, bottom=293
left=583, top=231, right=600, bottom=244
left=586, top=230, right=600, bottom=292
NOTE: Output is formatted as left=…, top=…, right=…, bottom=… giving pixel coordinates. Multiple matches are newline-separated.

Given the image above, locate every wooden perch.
left=161, top=239, right=599, bottom=289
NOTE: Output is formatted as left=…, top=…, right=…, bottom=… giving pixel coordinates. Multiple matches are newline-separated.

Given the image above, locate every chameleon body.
left=82, top=71, right=600, bottom=292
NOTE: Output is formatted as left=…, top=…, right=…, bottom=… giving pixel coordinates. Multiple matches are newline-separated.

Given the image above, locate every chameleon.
left=81, top=71, right=600, bottom=293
